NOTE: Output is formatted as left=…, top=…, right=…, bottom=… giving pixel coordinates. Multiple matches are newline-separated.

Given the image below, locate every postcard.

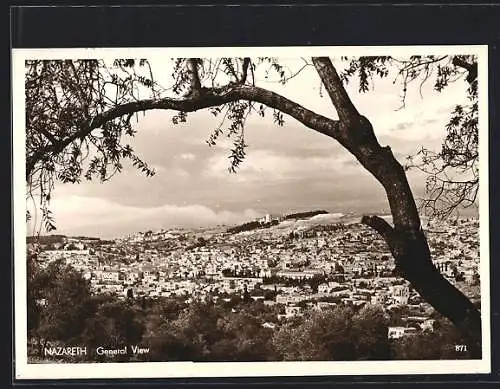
left=12, top=45, right=491, bottom=379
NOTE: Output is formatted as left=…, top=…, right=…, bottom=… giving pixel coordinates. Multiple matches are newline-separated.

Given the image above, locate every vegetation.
left=284, top=210, right=328, bottom=220
left=27, top=259, right=475, bottom=362
left=227, top=219, right=279, bottom=234
left=26, top=235, right=67, bottom=245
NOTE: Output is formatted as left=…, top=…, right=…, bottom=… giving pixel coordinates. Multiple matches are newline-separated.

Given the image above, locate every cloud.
left=393, top=122, right=413, bottom=132
left=179, top=153, right=196, bottom=161
left=42, top=196, right=263, bottom=238
left=204, top=149, right=353, bottom=182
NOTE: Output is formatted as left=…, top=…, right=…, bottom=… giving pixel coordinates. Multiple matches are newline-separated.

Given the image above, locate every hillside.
left=26, top=235, right=67, bottom=244
left=27, top=235, right=101, bottom=244
left=229, top=212, right=358, bottom=239
left=283, top=210, right=328, bottom=220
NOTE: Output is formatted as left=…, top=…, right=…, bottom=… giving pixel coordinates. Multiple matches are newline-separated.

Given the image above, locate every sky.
left=26, top=54, right=471, bottom=239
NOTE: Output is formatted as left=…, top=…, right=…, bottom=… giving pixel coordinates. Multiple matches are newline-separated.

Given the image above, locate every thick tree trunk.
left=352, top=117, right=482, bottom=358
left=312, top=57, right=482, bottom=356
left=350, top=116, right=482, bottom=356
left=362, top=215, right=482, bottom=357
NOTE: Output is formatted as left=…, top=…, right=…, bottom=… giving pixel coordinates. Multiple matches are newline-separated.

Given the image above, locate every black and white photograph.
left=12, top=46, right=490, bottom=379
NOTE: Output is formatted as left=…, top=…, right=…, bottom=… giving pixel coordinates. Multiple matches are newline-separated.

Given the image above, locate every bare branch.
left=361, top=215, right=395, bottom=244
left=222, top=58, right=239, bottom=82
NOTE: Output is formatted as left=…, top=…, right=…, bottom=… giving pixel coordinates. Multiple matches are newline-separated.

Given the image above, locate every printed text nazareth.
left=44, top=346, right=87, bottom=357
left=43, top=345, right=150, bottom=357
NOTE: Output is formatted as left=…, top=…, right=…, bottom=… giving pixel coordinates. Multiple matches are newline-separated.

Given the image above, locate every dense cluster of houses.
left=33, top=216, right=480, bottom=340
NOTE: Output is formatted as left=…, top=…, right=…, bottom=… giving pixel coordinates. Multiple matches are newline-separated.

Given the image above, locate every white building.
left=388, top=326, right=419, bottom=339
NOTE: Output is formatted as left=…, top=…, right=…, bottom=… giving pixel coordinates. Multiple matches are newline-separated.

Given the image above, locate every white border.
left=12, top=45, right=491, bottom=380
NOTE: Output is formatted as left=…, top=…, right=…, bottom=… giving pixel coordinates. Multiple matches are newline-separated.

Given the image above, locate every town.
left=28, top=211, right=480, bottom=341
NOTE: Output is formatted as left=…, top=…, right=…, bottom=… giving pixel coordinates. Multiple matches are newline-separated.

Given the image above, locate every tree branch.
left=26, top=84, right=341, bottom=177
left=361, top=215, right=395, bottom=243
left=452, top=56, right=477, bottom=84
left=452, top=56, right=474, bottom=73
left=312, top=57, right=360, bottom=124
left=38, top=127, right=59, bottom=145
left=240, top=58, right=251, bottom=84
left=186, top=58, right=202, bottom=96
left=310, top=58, right=421, bottom=231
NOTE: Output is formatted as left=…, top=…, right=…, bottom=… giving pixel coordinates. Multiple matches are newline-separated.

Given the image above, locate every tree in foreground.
left=141, top=301, right=275, bottom=361
left=27, top=259, right=94, bottom=357
left=273, top=305, right=390, bottom=360
left=25, top=54, right=482, bottom=356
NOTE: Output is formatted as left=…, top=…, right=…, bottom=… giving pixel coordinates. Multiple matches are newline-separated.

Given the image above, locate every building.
left=259, top=214, right=271, bottom=224
left=390, top=285, right=410, bottom=305
left=388, top=326, right=419, bottom=339
left=371, top=292, right=387, bottom=305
